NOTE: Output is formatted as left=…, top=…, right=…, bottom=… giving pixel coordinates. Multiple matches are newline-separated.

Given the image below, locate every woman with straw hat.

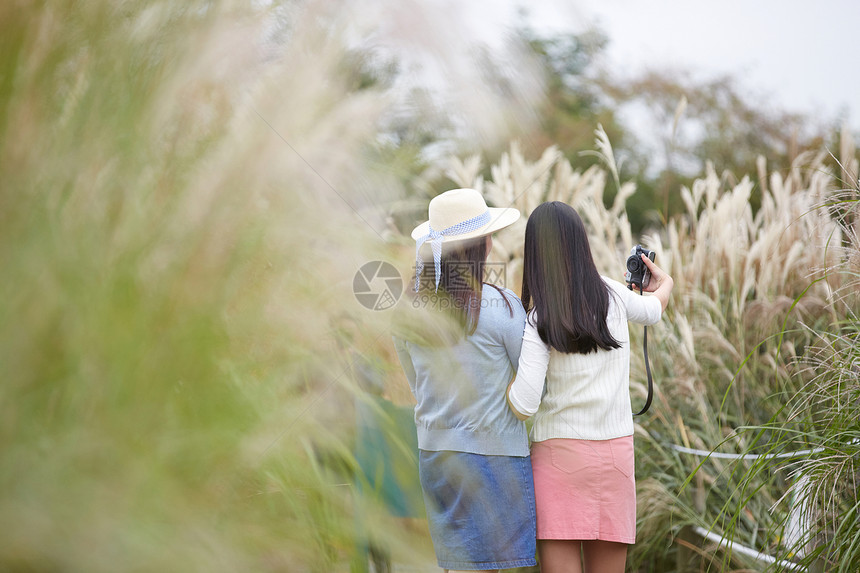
left=393, top=188, right=537, bottom=572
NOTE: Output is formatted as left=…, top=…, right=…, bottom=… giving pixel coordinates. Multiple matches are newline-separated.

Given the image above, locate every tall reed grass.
left=443, top=128, right=858, bottom=571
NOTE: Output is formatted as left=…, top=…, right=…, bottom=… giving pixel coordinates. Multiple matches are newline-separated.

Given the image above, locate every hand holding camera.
left=623, top=245, right=675, bottom=416
left=624, top=245, right=656, bottom=290
left=624, top=244, right=674, bottom=310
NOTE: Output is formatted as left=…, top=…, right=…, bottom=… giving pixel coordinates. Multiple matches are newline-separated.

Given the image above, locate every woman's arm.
left=506, top=318, right=550, bottom=420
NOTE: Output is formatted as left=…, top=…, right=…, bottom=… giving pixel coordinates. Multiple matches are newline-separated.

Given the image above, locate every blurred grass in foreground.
left=0, top=1, right=543, bottom=569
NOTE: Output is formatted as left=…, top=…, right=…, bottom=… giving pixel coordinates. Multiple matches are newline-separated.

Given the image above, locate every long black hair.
left=521, top=201, right=621, bottom=354
left=413, top=237, right=512, bottom=337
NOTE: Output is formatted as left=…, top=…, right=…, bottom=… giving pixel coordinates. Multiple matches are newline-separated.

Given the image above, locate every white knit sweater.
left=508, top=277, right=663, bottom=442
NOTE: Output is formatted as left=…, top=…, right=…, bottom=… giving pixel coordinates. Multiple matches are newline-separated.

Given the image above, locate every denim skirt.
left=418, top=450, right=537, bottom=570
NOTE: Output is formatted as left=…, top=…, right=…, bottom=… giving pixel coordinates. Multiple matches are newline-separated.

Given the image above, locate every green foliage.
left=515, top=29, right=640, bottom=211
left=514, top=29, right=849, bottom=235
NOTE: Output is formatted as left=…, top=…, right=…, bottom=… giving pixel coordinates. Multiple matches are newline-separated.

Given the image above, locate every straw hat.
left=411, top=188, right=520, bottom=243
left=412, top=188, right=520, bottom=291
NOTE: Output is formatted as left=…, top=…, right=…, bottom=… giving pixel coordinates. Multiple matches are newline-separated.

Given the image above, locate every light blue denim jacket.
left=393, top=285, right=529, bottom=457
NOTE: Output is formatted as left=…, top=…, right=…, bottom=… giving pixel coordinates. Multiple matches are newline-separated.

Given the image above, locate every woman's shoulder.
left=482, top=283, right=523, bottom=304
left=602, top=275, right=636, bottom=302
left=601, top=275, right=627, bottom=293
left=480, top=284, right=526, bottom=321
left=601, top=275, right=632, bottom=314
left=482, top=283, right=520, bottom=300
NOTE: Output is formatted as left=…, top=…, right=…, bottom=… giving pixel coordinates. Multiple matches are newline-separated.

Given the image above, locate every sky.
left=460, top=0, right=860, bottom=131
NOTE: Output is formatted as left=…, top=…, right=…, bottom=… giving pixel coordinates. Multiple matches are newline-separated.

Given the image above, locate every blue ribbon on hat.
left=415, top=210, right=492, bottom=292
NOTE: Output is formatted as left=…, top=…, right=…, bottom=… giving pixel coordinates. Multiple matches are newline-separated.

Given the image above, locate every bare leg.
left=537, top=539, right=583, bottom=573
left=581, top=540, right=627, bottom=573
left=445, top=570, right=498, bottom=573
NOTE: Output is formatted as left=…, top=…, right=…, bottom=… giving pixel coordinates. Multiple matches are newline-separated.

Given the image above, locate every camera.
left=625, top=245, right=656, bottom=289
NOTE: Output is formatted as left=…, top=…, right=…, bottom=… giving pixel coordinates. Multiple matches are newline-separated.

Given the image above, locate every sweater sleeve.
left=392, top=336, right=417, bottom=393
left=507, top=315, right=550, bottom=417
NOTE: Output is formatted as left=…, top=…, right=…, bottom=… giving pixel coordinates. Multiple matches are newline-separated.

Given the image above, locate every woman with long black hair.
left=393, top=188, right=537, bottom=572
left=507, top=201, right=674, bottom=573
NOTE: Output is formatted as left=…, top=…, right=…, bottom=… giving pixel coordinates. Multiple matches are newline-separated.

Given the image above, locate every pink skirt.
left=531, top=437, right=636, bottom=543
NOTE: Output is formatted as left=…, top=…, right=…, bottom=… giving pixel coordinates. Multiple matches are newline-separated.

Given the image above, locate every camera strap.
left=630, top=284, right=653, bottom=416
